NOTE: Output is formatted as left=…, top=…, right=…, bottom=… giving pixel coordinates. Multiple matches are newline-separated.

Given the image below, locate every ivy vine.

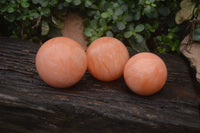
left=0, top=0, right=183, bottom=53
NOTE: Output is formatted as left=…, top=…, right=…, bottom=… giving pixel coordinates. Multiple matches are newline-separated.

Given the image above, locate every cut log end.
left=61, top=13, right=88, bottom=50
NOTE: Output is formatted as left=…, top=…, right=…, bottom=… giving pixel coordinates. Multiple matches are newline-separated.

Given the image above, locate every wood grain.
left=0, top=37, right=200, bottom=133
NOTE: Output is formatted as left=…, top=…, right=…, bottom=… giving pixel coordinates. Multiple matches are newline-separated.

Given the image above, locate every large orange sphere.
left=124, top=52, right=167, bottom=96
left=35, top=37, right=87, bottom=88
left=87, top=37, right=129, bottom=81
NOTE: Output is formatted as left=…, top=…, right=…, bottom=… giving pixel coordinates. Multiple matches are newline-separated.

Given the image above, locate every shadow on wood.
left=0, top=37, right=200, bottom=133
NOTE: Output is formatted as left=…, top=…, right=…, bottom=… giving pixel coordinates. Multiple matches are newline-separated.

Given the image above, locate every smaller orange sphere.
left=124, top=52, right=167, bottom=96
left=35, top=37, right=87, bottom=88
left=87, top=37, right=129, bottom=81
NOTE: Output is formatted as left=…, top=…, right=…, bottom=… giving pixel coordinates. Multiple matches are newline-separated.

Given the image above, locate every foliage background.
left=0, top=0, right=186, bottom=53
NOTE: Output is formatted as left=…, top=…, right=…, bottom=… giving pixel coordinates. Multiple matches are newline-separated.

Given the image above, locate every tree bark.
left=0, top=37, right=200, bottom=133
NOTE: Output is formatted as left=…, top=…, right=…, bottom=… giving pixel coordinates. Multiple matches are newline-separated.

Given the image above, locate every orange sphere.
left=87, top=37, right=129, bottom=81
left=35, top=37, right=87, bottom=88
left=124, top=52, right=167, bottom=96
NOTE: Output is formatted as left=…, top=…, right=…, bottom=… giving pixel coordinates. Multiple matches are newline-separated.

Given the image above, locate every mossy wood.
left=0, top=38, right=200, bottom=133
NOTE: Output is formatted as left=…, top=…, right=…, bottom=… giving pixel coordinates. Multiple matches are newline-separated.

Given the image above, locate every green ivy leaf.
left=135, top=34, right=144, bottom=43
left=58, top=3, right=63, bottom=9
left=121, top=4, right=128, bottom=11
left=91, top=19, right=98, bottom=28
left=73, top=0, right=81, bottom=6
left=167, top=33, right=174, bottom=39
left=41, top=20, right=49, bottom=36
left=50, top=0, right=59, bottom=5
left=158, top=7, right=170, bottom=16
left=139, top=0, right=145, bottom=5
left=113, top=3, right=119, bottom=8
left=1, top=6, right=7, bottom=12
left=112, top=14, right=118, bottom=20
left=44, top=8, right=50, bottom=15
left=65, top=0, right=72, bottom=3
left=124, top=13, right=134, bottom=22
left=7, top=6, right=14, bottom=13
left=116, top=21, right=125, bottom=30
left=99, top=19, right=107, bottom=27
left=100, top=1, right=112, bottom=11
left=146, top=7, right=158, bottom=18
left=168, top=26, right=180, bottom=33
left=157, top=46, right=166, bottom=53
left=62, top=2, right=69, bottom=7
left=128, top=24, right=134, bottom=31
left=151, top=3, right=156, bottom=7
left=170, top=40, right=179, bottom=51
left=145, top=1, right=151, bottom=4
left=85, top=0, right=92, bottom=7
left=91, top=4, right=98, bottom=9
left=128, top=37, right=149, bottom=52
left=112, top=26, right=118, bottom=33
left=114, top=8, right=123, bottom=16
left=101, top=12, right=110, bottom=18
left=156, top=36, right=162, bottom=41
left=4, top=14, right=16, bottom=22
left=96, top=27, right=104, bottom=37
left=117, top=0, right=124, bottom=4
left=149, top=0, right=155, bottom=3
left=133, top=11, right=141, bottom=21
left=32, top=0, right=40, bottom=4
left=106, top=31, right=113, bottom=37
left=91, top=36, right=98, bottom=42
left=21, top=2, right=30, bottom=8
left=145, top=23, right=151, bottom=30
left=84, top=28, right=93, bottom=37
left=144, top=5, right=152, bottom=14
left=134, top=24, right=144, bottom=32
left=124, top=31, right=133, bottom=38
left=40, top=0, right=48, bottom=7
left=33, top=12, right=40, bottom=19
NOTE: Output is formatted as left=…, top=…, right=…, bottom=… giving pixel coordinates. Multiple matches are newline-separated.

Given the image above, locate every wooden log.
left=0, top=37, right=200, bottom=133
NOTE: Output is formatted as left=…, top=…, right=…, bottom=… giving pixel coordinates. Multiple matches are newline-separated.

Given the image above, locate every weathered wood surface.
left=0, top=37, right=200, bottom=133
